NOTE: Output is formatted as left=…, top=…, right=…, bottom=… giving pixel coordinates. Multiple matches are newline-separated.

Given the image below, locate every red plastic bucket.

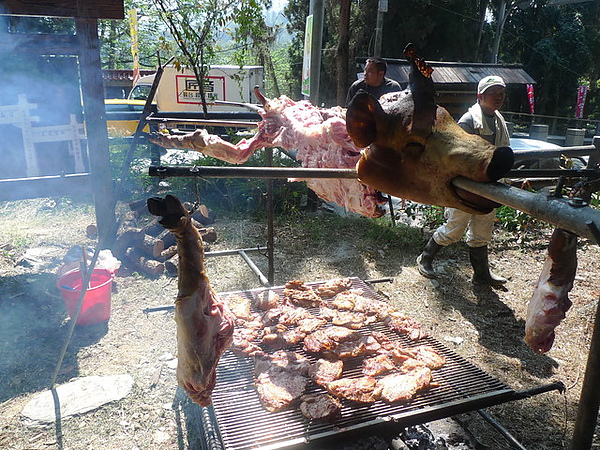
left=57, top=269, right=113, bottom=325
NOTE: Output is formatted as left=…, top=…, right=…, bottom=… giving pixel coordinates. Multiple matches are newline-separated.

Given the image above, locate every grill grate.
left=206, top=278, right=517, bottom=450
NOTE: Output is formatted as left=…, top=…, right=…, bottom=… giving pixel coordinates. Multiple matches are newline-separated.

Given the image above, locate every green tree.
left=502, top=1, right=595, bottom=117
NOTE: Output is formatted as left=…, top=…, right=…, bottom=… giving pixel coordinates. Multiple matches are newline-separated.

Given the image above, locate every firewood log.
left=156, top=229, right=176, bottom=249
left=142, top=234, right=165, bottom=258
left=160, top=245, right=178, bottom=260
left=113, top=228, right=145, bottom=260
left=125, top=247, right=164, bottom=277
left=190, top=204, right=215, bottom=225
left=164, top=254, right=179, bottom=276
left=198, top=226, right=218, bottom=243
left=141, top=218, right=164, bottom=237
left=128, top=199, right=148, bottom=217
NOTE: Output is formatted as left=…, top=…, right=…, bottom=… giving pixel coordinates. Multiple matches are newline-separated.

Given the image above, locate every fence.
left=503, top=111, right=600, bottom=145
left=0, top=94, right=86, bottom=177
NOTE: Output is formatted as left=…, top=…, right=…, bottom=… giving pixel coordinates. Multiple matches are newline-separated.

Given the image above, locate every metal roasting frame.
left=149, top=136, right=600, bottom=448
left=179, top=278, right=564, bottom=450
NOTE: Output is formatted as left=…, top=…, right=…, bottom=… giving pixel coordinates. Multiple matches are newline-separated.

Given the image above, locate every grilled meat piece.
left=385, top=311, right=428, bottom=340
left=320, top=307, right=374, bottom=330
left=322, top=338, right=368, bottom=360
left=255, top=290, right=280, bottom=311
left=411, top=345, right=446, bottom=369
left=362, top=354, right=397, bottom=377
left=299, top=393, right=342, bottom=420
left=224, top=293, right=252, bottom=321
left=377, top=367, right=432, bottom=403
left=525, top=228, right=578, bottom=354
left=283, top=280, right=324, bottom=307
left=326, top=376, right=381, bottom=403
left=261, top=324, right=306, bottom=349
left=230, top=327, right=263, bottom=357
left=303, top=326, right=362, bottom=354
left=379, top=341, right=446, bottom=370
left=255, top=367, right=309, bottom=412
left=147, top=195, right=235, bottom=406
left=330, top=289, right=365, bottom=310
left=297, top=316, right=328, bottom=333
left=308, top=359, right=344, bottom=386
left=316, top=278, right=353, bottom=298
left=277, top=305, right=316, bottom=326
left=255, top=350, right=311, bottom=375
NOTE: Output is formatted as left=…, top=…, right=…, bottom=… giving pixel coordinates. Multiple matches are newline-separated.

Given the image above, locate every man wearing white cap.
left=416, top=75, right=509, bottom=287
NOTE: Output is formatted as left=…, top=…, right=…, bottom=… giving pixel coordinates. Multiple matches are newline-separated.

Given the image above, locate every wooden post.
left=75, top=18, right=116, bottom=248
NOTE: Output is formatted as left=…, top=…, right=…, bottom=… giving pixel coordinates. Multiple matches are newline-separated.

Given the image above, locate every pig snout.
left=485, top=145, right=514, bottom=181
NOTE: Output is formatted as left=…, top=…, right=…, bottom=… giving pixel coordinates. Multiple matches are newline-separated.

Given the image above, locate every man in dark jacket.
left=345, top=58, right=401, bottom=106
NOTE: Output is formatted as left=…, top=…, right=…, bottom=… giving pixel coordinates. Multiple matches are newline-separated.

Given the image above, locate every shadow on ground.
left=0, top=273, right=107, bottom=403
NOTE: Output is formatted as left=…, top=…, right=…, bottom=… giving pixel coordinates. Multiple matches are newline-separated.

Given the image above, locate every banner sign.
left=576, top=85, right=588, bottom=119
left=526, top=84, right=535, bottom=114
left=175, top=75, right=226, bottom=104
left=128, top=9, right=140, bottom=85
left=301, top=15, right=313, bottom=98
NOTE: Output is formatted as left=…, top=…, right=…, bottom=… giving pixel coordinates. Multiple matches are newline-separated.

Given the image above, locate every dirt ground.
left=0, top=196, right=599, bottom=450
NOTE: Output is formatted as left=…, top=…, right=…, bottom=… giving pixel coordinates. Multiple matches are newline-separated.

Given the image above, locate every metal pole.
left=146, top=117, right=258, bottom=128
left=265, top=147, right=275, bottom=285
left=451, top=177, right=600, bottom=242
left=149, top=165, right=358, bottom=179
left=373, top=0, right=387, bottom=57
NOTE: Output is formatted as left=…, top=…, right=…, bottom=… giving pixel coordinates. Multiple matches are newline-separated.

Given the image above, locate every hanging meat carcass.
left=147, top=195, right=235, bottom=405
left=525, top=228, right=578, bottom=354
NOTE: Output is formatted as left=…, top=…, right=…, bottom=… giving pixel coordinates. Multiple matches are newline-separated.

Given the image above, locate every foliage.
left=495, top=204, right=545, bottom=233
left=503, top=2, right=593, bottom=117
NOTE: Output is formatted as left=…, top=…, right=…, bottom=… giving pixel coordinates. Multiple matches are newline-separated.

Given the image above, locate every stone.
left=21, top=374, right=134, bottom=426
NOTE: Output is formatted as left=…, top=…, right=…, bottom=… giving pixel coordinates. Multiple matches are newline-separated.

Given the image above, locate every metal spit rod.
left=149, top=164, right=600, bottom=181
left=512, top=143, right=598, bottom=163
left=142, top=246, right=268, bottom=313
left=149, top=165, right=358, bottom=179
left=452, top=177, right=600, bottom=243
left=146, top=116, right=258, bottom=128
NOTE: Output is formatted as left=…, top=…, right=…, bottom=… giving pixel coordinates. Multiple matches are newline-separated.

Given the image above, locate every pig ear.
left=346, top=91, right=385, bottom=148
left=404, top=43, right=436, bottom=138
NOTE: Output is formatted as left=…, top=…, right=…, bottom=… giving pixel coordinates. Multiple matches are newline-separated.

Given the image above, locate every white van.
left=129, top=65, right=265, bottom=113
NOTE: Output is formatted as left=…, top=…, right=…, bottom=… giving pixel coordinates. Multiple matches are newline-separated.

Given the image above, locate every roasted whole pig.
left=147, top=195, right=235, bottom=405
left=525, top=228, right=578, bottom=354
left=346, top=44, right=515, bottom=215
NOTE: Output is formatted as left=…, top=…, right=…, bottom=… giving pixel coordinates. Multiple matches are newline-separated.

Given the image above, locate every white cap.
left=478, top=76, right=506, bottom=94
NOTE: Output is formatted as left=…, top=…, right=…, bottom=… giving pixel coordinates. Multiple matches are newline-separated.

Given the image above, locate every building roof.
left=356, top=58, right=536, bottom=90
left=103, top=69, right=156, bottom=82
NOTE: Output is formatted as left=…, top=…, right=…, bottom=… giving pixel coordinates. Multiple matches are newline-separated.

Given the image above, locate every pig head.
left=346, top=44, right=514, bottom=214
left=147, top=195, right=235, bottom=406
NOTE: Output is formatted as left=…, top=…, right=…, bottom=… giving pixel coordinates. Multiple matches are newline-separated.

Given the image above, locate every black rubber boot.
left=468, top=245, right=507, bottom=286
left=416, top=237, right=443, bottom=278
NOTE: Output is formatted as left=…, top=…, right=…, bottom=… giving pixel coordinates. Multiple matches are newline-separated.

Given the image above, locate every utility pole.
left=373, top=0, right=387, bottom=57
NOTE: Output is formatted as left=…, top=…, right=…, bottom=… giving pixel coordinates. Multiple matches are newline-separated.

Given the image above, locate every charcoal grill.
left=188, top=277, right=562, bottom=449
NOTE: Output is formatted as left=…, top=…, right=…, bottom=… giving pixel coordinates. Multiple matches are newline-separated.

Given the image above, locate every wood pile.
left=111, top=199, right=218, bottom=278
